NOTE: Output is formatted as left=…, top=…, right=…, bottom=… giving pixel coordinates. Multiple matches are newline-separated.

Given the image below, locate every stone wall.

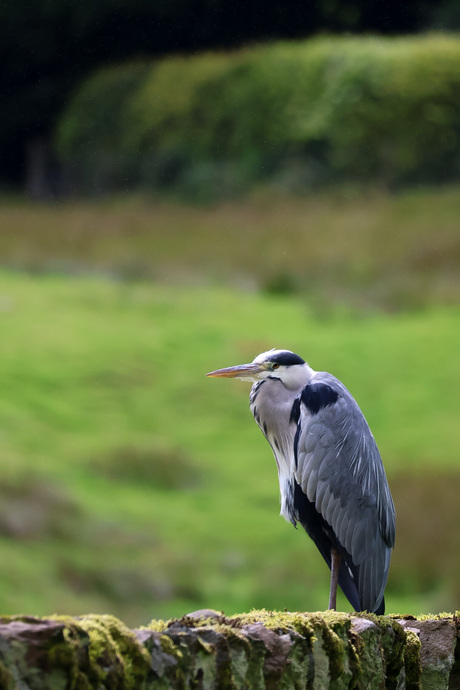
left=0, top=609, right=458, bottom=688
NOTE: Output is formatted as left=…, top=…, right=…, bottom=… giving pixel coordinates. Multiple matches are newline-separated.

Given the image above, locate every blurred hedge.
left=56, top=35, right=460, bottom=197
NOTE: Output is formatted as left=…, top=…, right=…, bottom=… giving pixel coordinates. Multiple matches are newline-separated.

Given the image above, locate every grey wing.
left=294, top=377, right=395, bottom=612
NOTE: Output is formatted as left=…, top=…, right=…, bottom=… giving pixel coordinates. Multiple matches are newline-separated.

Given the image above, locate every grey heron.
left=207, top=349, right=395, bottom=614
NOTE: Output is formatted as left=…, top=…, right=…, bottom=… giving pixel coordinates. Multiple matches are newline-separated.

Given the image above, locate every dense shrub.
left=56, top=35, right=460, bottom=195
left=57, top=61, right=150, bottom=192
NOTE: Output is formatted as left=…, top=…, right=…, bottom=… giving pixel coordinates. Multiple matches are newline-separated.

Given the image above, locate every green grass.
left=0, top=268, right=459, bottom=624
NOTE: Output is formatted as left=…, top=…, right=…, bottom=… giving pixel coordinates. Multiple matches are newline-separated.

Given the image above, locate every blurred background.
left=1, top=0, right=460, bottom=626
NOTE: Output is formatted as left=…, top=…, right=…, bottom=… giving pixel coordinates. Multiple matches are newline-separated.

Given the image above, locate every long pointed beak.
left=206, top=363, right=264, bottom=380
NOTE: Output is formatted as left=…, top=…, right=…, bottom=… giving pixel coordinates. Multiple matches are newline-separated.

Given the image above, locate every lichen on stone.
left=143, top=618, right=168, bottom=633
left=158, top=632, right=183, bottom=660
left=230, top=608, right=316, bottom=637
left=76, top=614, right=151, bottom=689
left=403, top=628, right=422, bottom=690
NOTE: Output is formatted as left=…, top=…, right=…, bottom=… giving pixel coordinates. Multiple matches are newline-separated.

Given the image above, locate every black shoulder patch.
left=301, top=383, right=339, bottom=415
left=290, top=397, right=301, bottom=424
left=267, top=351, right=305, bottom=366
left=293, top=423, right=301, bottom=470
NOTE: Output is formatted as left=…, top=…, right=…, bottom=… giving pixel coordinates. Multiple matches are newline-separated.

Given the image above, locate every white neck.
left=279, top=362, right=315, bottom=391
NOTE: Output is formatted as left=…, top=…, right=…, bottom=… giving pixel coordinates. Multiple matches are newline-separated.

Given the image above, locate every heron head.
left=206, top=349, right=311, bottom=388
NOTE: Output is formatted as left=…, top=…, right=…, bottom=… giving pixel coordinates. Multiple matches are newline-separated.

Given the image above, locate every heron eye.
left=272, top=363, right=280, bottom=370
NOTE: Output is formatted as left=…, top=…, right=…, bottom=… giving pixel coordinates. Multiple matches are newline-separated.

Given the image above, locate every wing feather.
left=294, top=373, right=395, bottom=613
left=315, top=481, right=331, bottom=516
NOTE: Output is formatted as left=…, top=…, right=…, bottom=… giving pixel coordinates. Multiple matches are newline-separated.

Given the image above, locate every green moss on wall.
left=0, top=610, right=458, bottom=688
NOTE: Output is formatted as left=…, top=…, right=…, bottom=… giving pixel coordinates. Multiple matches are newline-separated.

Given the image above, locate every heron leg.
left=329, top=547, right=342, bottom=610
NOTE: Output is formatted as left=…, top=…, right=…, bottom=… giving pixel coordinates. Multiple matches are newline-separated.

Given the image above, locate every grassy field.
left=0, top=262, right=459, bottom=625
left=2, top=183, right=460, bottom=312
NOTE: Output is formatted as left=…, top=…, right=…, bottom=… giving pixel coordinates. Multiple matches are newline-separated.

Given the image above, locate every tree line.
left=1, top=0, right=459, bottom=190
